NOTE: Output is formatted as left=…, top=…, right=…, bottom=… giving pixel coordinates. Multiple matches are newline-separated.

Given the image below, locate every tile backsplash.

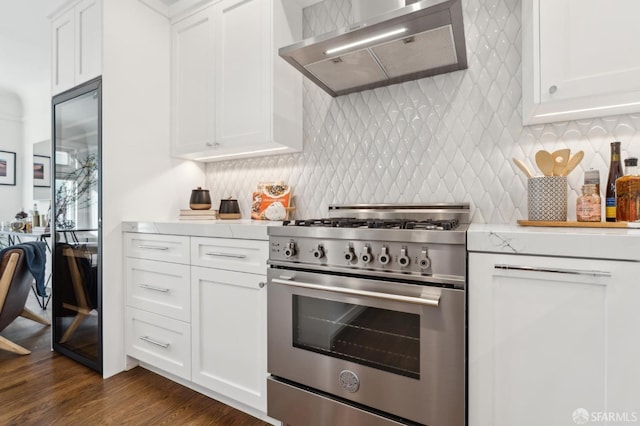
left=205, top=0, right=640, bottom=224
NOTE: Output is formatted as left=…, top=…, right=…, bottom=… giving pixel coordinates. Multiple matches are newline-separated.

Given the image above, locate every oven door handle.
left=271, top=278, right=440, bottom=307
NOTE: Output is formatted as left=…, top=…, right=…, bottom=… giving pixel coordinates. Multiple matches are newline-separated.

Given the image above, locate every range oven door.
left=267, top=268, right=465, bottom=426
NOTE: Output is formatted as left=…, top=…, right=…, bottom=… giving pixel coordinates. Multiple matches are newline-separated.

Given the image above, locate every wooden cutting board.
left=517, top=220, right=628, bottom=228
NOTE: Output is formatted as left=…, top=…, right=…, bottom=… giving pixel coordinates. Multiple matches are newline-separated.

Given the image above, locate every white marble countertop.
left=122, top=219, right=282, bottom=241
left=468, top=223, right=640, bottom=261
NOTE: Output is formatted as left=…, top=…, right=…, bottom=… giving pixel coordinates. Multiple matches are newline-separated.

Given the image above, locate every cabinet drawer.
left=126, top=308, right=191, bottom=380
left=124, top=233, right=189, bottom=264
left=125, top=258, right=190, bottom=322
left=191, top=237, right=268, bottom=275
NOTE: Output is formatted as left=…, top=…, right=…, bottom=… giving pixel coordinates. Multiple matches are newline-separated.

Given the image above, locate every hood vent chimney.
left=279, top=0, right=467, bottom=97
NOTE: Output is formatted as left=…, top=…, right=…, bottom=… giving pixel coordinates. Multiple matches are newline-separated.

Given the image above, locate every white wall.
left=102, top=0, right=205, bottom=377
left=0, top=89, right=23, bottom=222
left=20, top=80, right=52, bottom=215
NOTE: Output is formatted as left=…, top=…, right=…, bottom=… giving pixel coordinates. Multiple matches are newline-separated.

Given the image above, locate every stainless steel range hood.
left=279, top=0, right=467, bottom=97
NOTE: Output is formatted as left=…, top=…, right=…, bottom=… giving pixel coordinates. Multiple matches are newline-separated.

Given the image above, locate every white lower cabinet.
left=124, top=232, right=269, bottom=417
left=125, top=258, right=191, bottom=322
left=126, top=308, right=192, bottom=380
left=191, top=266, right=267, bottom=412
left=468, top=252, right=640, bottom=426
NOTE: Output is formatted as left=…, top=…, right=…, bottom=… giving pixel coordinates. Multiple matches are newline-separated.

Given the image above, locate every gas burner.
left=285, top=217, right=364, bottom=227
left=366, top=219, right=407, bottom=229
left=405, top=219, right=459, bottom=231
left=284, top=217, right=459, bottom=231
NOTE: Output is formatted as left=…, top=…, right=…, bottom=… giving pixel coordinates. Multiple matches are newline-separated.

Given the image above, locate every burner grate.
left=283, top=217, right=459, bottom=230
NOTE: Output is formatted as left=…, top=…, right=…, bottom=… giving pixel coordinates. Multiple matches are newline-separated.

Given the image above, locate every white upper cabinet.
left=51, top=8, right=75, bottom=94
left=522, top=0, right=640, bottom=124
left=171, top=0, right=303, bottom=162
left=171, top=9, right=215, bottom=156
left=213, top=0, right=270, bottom=148
left=51, top=0, right=102, bottom=95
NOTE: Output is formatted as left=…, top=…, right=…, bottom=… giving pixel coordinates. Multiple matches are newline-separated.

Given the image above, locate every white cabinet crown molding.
left=136, top=0, right=224, bottom=22
left=48, top=0, right=80, bottom=18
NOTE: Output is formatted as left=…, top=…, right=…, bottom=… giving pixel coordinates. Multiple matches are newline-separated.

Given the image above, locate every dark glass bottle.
left=605, top=141, right=623, bottom=222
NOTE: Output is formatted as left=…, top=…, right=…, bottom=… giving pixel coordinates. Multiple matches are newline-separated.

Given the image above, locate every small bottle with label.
left=577, top=184, right=601, bottom=222
left=32, top=203, right=40, bottom=227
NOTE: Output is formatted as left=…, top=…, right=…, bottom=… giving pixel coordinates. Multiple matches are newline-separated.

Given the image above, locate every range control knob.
left=398, top=247, right=410, bottom=267
left=345, top=246, right=357, bottom=262
left=312, top=245, right=325, bottom=259
left=418, top=248, right=431, bottom=270
left=360, top=246, right=373, bottom=264
left=283, top=242, right=297, bottom=258
left=378, top=246, right=391, bottom=265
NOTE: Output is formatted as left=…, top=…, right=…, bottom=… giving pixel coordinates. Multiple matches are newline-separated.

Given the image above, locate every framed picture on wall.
left=33, top=155, right=51, bottom=187
left=0, top=150, right=16, bottom=186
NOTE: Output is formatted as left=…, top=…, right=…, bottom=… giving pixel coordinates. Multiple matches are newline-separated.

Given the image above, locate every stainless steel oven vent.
left=279, top=0, right=467, bottom=97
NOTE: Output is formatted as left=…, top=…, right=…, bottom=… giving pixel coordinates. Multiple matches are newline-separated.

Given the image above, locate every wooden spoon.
left=535, top=150, right=554, bottom=176
left=560, top=150, right=584, bottom=176
left=512, top=158, right=534, bottom=178
left=551, top=148, right=571, bottom=176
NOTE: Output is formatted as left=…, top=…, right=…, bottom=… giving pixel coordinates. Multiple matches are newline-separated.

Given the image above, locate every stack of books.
left=179, top=209, right=218, bottom=220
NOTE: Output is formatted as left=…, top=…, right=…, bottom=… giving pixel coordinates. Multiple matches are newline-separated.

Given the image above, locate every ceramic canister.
left=189, top=187, right=212, bottom=210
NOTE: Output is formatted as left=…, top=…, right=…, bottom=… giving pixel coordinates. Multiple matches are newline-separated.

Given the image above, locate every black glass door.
left=52, top=78, right=102, bottom=373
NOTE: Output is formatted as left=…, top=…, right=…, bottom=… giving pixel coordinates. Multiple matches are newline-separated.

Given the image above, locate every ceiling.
left=0, top=0, right=68, bottom=96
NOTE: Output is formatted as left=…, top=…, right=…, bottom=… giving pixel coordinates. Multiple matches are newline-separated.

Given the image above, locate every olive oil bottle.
left=605, top=141, right=623, bottom=222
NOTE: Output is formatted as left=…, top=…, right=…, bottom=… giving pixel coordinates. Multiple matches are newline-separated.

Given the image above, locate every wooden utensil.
left=559, top=150, right=584, bottom=176
left=551, top=148, right=571, bottom=176
left=512, top=158, right=535, bottom=178
left=535, top=150, right=554, bottom=176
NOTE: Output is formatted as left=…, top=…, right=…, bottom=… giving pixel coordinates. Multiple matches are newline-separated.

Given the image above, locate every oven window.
left=292, top=295, right=420, bottom=379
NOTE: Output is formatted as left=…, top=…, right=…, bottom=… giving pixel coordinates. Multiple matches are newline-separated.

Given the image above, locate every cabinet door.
left=468, top=253, right=640, bottom=426
left=171, top=7, right=215, bottom=157
left=52, top=8, right=76, bottom=94
left=213, top=0, right=270, bottom=146
left=191, top=266, right=267, bottom=412
left=523, top=0, right=640, bottom=124
left=75, top=0, right=102, bottom=84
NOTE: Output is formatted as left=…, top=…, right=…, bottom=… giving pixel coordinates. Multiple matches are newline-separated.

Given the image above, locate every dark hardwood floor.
left=0, top=294, right=270, bottom=426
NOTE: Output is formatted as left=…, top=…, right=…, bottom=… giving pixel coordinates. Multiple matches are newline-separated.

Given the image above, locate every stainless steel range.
left=267, top=203, right=468, bottom=426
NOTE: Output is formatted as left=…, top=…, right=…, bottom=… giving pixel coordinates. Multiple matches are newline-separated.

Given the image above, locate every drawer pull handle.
left=205, top=252, right=247, bottom=259
left=494, top=264, right=611, bottom=277
left=139, top=336, right=170, bottom=348
left=259, top=281, right=266, bottom=288
left=139, top=284, right=170, bottom=293
left=138, top=245, right=169, bottom=251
